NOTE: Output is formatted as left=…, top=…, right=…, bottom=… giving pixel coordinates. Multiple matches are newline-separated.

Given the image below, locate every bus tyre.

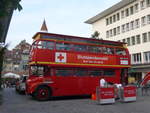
left=35, top=86, right=51, bottom=101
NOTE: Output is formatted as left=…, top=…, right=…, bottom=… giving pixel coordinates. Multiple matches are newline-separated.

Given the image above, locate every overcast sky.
left=6, top=0, right=121, bottom=49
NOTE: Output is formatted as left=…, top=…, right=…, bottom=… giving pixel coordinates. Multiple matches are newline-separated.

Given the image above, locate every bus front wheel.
left=34, top=86, right=51, bottom=101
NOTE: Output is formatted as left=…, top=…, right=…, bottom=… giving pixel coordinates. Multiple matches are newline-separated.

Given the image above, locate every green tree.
left=0, top=0, right=22, bottom=43
left=91, top=31, right=100, bottom=39
left=0, top=0, right=22, bottom=89
left=0, top=46, right=7, bottom=89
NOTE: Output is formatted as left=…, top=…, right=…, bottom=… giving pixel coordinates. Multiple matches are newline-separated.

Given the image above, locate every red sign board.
left=68, top=53, right=117, bottom=65
left=99, top=87, right=115, bottom=99
left=124, top=86, right=136, bottom=97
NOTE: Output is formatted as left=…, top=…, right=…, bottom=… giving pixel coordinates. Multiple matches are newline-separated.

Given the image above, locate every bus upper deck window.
left=116, top=48, right=126, bottom=55
left=56, top=43, right=71, bottom=51
left=46, top=41, right=54, bottom=50
left=37, top=41, right=54, bottom=50
left=37, top=41, right=43, bottom=49
left=74, top=45, right=87, bottom=52
left=102, top=47, right=114, bottom=55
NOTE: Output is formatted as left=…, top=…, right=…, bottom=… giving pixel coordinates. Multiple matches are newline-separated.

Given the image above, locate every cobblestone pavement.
left=0, top=88, right=150, bottom=113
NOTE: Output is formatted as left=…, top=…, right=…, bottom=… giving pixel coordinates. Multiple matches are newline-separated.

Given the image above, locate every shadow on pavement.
left=50, top=95, right=91, bottom=101
left=29, top=95, right=91, bottom=102
left=0, top=89, right=3, bottom=105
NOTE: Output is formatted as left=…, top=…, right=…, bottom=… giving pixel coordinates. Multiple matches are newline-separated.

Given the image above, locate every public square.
left=0, top=88, right=150, bottom=113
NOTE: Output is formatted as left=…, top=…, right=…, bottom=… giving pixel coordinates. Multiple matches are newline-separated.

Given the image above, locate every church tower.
left=40, top=19, right=48, bottom=32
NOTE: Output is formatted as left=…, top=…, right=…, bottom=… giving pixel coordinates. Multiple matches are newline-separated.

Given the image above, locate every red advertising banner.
left=123, top=86, right=136, bottom=97
left=99, top=87, right=115, bottom=99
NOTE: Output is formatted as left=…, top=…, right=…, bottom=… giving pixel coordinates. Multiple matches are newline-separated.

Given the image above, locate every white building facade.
left=85, top=0, right=150, bottom=82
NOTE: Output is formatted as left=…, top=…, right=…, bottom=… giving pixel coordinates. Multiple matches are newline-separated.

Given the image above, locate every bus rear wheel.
left=34, top=86, right=51, bottom=101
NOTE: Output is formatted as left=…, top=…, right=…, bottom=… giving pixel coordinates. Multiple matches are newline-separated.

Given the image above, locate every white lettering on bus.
left=77, top=55, right=108, bottom=61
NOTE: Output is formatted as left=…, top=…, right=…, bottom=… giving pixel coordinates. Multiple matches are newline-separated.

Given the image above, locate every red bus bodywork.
left=26, top=32, right=130, bottom=100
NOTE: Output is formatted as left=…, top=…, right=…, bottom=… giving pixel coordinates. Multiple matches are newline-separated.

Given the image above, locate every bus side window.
left=103, top=70, right=115, bottom=76
left=102, top=47, right=114, bottom=55
left=56, top=43, right=71, bottom=51
left=74, top=69, right=87, bottom=76
left=102, top=47, right=108, bottom=54
left=74, top=45, right=88, bottom=52
left=89, top=70, right=102, bottom=76
left=37, top=41, right=43, bottom=49
left=107, top=47, right=114, bottom=55
left=116, top=48, right=126, bottom=55
left=56, top=69, right=73, bottom=76
left=46, top=41, right=54, bottom=50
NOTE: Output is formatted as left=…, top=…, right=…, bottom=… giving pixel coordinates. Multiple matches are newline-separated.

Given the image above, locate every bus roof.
left=32, top=32, right=126, bottom=46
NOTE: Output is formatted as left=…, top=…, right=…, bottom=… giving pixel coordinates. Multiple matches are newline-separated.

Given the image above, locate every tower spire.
left=40, top=19, right=48, bottom=32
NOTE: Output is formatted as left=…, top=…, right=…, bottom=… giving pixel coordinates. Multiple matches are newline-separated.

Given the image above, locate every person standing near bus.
left=100, top=78, right=107, bottom=87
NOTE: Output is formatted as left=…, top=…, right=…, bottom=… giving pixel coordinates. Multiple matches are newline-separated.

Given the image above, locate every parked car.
left=16, top=75, right=28, bottom=94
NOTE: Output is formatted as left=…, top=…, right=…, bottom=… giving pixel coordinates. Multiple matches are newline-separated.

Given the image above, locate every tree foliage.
left=91, top=31, right=100, bottom=39
left=0, top=0, right=22, bottom=17
left=0, top=0, right=22, bottom=89
left=0, top=45, right=7, bottom=89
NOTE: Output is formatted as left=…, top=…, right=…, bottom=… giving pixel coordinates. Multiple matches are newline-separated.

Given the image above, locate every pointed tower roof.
left=40, top=20, right=48, bottom=32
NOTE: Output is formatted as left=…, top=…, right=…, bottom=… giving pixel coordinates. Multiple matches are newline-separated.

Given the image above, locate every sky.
left=6, top=0, right=121, bottom=50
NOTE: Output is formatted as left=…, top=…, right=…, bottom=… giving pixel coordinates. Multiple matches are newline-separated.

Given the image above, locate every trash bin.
left=96, top=86, right=115, bottom=104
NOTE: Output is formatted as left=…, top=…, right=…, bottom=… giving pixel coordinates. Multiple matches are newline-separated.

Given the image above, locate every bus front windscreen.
left=30, top=66, right=44, bottom=76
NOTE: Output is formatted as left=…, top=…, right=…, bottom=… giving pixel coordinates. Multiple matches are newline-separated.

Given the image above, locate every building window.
left=146, top=0, right=150, bottom=7
left=130, top=6, right=134, bottom=15
left=130, top=21, right=134, bottom=30
left=142, top=33, right=148, bottom=43
left=113, top=15, right=116, bottom=22
left=140, top=0, right=146, bottom=9
left=117, top=13, right=120, bottom=21
left=113, top=28, right=116, bottom=36
left=147, top=15, right=150, bottom=24
left=122, top=39, right=126, bottom=43
left=110, top=17, right=112, bottom=24
left=106, top=18, right=109, bottom=25
left=106, top=31, right=109, bottom=38
left=135, top=19, right=140, bottom=28
left=132, top=53, right=142, bottom=64
left=136, top=35, right=141, bottom=44
left=131, top=36, right=135, bottom=45
left=121, top=10, right=125, bottom=18
left=110, top=29, right=113, bottom=37
left=126, top=23, right=130, bottom=31
left=144, top=51, right=150, bottom=63
left=117, top=26, right=120, bottom=34
left=127, top=37, right=131, bottom=46
left=122, top=24, right=125, bottom=33
left=135, top=3, right=139, bottom=12
left=125, top=8, right=129, bottom=17
left=141, top=16, right=146, bottom=26
left=148, top=32, right=150, bottom=41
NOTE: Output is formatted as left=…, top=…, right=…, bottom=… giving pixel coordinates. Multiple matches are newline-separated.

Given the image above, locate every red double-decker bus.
left=26, top=32, right=130, bottom=100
